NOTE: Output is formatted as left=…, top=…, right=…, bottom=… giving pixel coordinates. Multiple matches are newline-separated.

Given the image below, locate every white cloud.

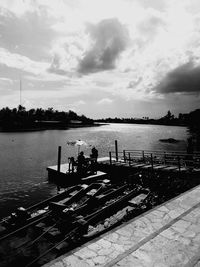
left=67, top=100, right=86, bottom=113
left=0, top=77, right=13, bottom=84
left=0, top=47, right=48, bottom=75
left=0, top=0, right=200, bottom=116
left=97, top=98, right=113, bottom=104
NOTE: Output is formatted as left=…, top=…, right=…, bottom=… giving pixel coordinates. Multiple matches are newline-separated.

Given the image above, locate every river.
left=0, top=123, right=189, bottom=218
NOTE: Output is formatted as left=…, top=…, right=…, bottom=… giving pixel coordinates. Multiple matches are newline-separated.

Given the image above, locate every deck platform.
left=43, top=184, right=200, bottom=267
left=47, top=159, right=109, bottom=186
left=98, top=157, right=200, bottom=175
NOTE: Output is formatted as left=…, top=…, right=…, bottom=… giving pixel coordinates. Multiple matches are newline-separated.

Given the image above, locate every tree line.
left=0, top=105, right=94, bottom=131
left=1, top=105, right=199, bottom=132
left=97, top=109, right=200, bottom=129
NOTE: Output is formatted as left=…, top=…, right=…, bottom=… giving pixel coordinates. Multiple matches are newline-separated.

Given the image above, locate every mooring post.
left=57, top=146, right=61, bottom=172
left=123, top=150, right=126, bottom=162
left=109, top=151, right=112, bottom=165
left=115, top=140, right=118, bottom=162
left=128, top=152, right=131, bottom=166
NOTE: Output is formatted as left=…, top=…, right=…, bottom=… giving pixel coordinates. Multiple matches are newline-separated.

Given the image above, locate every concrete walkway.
left=43, top=184, right=200, bottom=267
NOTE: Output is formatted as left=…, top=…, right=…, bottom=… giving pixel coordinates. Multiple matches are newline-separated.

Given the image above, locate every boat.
left=49, top=182, right=104, bottom=215
left=0, top=182, right=153, bottom=267
left=84, top=188, right=150, bottom=239
left=0, top=184, right=85, bottom=238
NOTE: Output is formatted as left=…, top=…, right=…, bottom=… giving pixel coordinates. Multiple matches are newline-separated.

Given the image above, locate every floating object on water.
left=159, top=138, right=180, bottom=143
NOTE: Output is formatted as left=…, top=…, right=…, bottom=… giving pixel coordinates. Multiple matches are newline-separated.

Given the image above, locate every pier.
left=102, top=141, right=200, bottom=174
left=47, top=162, right=107, bottom=185
left=47, top=142, right=200, bottom=187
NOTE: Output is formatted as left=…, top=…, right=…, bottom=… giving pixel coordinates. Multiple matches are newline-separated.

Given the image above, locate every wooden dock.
left=97, top=147, right=200, bottom=175
left=47, top=161, right=108, bottom=187
left=47, top=142, right=200, bottom=188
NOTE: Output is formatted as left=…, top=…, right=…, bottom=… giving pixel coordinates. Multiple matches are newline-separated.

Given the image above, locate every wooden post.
left=128, top=152, right=131, bottom=166
left=109, top=151, right=112, bottom=165
left=123, top=150, right=126, bottom=162
left=115, top=140, right=118, bottom=162
left=57, top=146, right=61, bottom=172
left=142, top=151, right=145, bottom=163
left=57, top=146, right=61, bottom=192
left=151, top=153, right=154, bottom=171
left=178, top=155, right=181, bottom=172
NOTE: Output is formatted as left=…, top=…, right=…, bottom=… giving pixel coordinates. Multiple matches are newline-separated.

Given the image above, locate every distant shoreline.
left=0, top=123, right=104, bottom=132
left=0, top=122, right=186, bottom=133
left=95, top=121, right=187, bottom=127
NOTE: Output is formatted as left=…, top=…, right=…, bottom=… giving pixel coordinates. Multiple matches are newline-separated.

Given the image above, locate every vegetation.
left=1, top=105, right=200, bottom=135
left=97, top=109, right=200, bottom=129
left=0, top=105, right=94, bottom=131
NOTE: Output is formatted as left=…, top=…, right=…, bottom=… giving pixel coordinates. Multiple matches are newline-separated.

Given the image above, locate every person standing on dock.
left=91, top=146, right=98, bottom=162
left=90, top=146, right=98, bottom=174
left=77, top=151, right=86, bottom=174
left=68, top=157, right=76, bottom=173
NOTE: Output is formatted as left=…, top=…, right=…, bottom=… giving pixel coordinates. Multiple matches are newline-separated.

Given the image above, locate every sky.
left=0, top=0, right=200, bottom=119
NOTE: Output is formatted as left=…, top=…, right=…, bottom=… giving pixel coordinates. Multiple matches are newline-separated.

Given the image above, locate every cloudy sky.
left=0, top=0, right=200, bottom=118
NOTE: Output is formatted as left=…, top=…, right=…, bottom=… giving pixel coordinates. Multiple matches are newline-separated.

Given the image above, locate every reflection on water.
left=0, top=123, right=189, bottom=218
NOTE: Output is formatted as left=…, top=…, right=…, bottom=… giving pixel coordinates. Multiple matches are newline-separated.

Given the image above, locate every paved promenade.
left=43, top=184, right=200, bottom=267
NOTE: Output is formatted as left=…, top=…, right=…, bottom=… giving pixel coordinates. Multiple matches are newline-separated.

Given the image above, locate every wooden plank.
left=128, top=193, right=148, bottom=207
left=153, top=165, right=169, bottom=170
left=81, top=171, right=107, bottom=182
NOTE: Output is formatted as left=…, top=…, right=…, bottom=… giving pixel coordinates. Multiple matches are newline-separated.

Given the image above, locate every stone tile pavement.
left=43, top=185, right=200, bottom=267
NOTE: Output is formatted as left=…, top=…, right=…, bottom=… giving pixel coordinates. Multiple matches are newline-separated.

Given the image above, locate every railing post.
left=178, top=155, right=181, bottom=172
left=115, top=140, right=118, bottom=162
left=128, top=152, right=131, bottom=166
left=57, top=146, right=61, bottom=192
left=57, top=146, right=61, bottom=172
left=123, top=150, right=126, bottom=162
left=142, top=150, right=145, bottom=163
left=109, top=151, right=112, bottom=165
left=151, top=153, right=154, bottom=171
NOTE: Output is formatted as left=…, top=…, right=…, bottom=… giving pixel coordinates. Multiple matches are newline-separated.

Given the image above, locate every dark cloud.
left=155, top=62, right=200, bottom=94
left=78, top=18, right=129, bottom=74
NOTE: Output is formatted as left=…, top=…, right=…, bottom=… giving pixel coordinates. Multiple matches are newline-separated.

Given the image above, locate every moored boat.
left=0, top=184, right=85, bottom=239
left=0, top=181, right=153, bottom=267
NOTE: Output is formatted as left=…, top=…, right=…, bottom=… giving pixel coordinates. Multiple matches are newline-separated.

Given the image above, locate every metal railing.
left=108, top=149, right=200, bottom=171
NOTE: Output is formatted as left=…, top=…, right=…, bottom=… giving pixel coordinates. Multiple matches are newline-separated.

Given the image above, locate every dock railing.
left=108, top=149, right=200, bottom=171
